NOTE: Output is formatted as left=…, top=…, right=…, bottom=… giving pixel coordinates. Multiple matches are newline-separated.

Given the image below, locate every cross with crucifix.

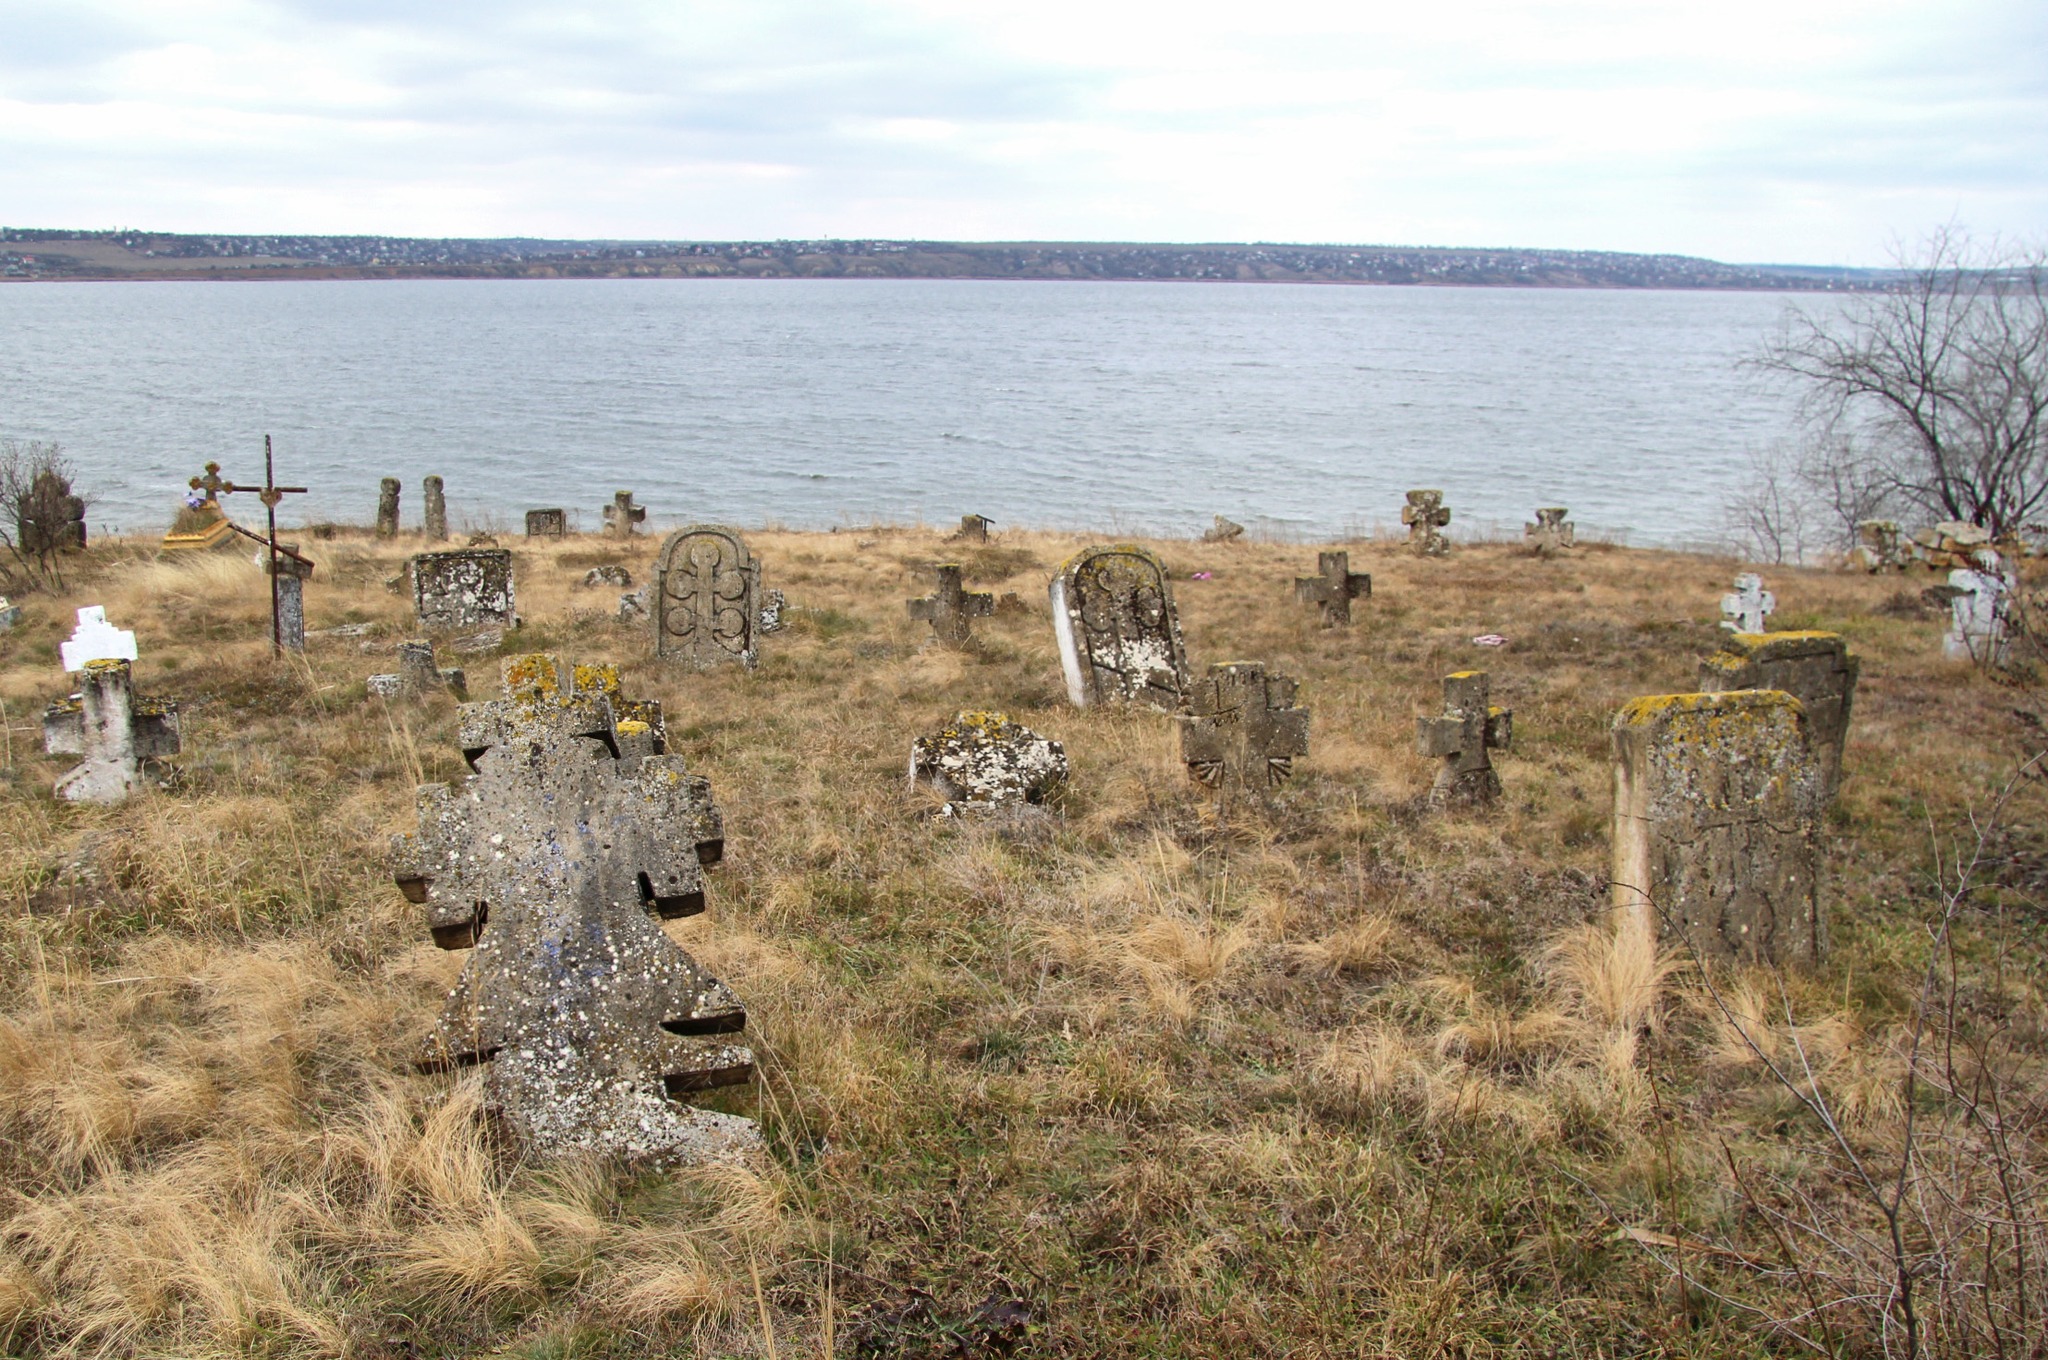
left=199, top=439, right=311, bottom=656
left=1293, top=551, right=1372, bottom=627
left=1416, top=670, right=1512, bottom=807
left=1178, top=661, right=1310, bottom=801
left=908, top=563, right=994, bottom=649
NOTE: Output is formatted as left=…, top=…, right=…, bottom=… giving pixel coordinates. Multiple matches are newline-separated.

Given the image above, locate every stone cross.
left=1202, top=515, right=1245, bottom=543
left=423, top=476, right=448, bottom=541
left=909, top=711, right=1068, bottom=815
left=390, top=654, right=756, bottom=1161
left=376, top=478, right=401, bottom=537
left=368, top=640, right=467, bottom=700
left=1720, top=573, right=1775, bottom=633
left=1402, top=489, right=1452, bottom=557
left=1700, top=631, right=1859, bottom=800
left=1178, top=661, right=1310, bottom=795
left=603, top=491, right=647, bottom=538
left=1943, top=565, right=2011, bottom=664
left=1525, top=507, right=1575, bottom=557
left=525, top=508, right=567, bottom=538
left=908, top=563, right=994, bottom=648
left=655, top=525, right=761, bottom=668
left=60, top=606, right=138, bottom=672
left=165, top=463, right=237, bottom=552
left=412, top=549, right=517, bottom=630
left=1611, top=691, right=1824, bottom=967
left=1849, top=519, right=1906, bottom=572
left=1416, top=670, right=1512, bottom=807
left=1049, top=544, right=1190, bottom=710
left=1293, top=551, right=1371, bottom=627
left=42, top=659, right=180, bottom=805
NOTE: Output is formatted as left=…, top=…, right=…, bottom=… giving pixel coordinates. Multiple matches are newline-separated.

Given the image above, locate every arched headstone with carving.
left=655, top=525, right=761, bottom=668
left=1049, top=544, right=1189, bottom=710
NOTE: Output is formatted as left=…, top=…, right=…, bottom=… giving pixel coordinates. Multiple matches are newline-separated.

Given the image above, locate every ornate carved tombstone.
left=655, top=525, right=761, bottom=669
left=1611, top=691, right=1825, bottom=967
left=390, top=655, right=756, bottom=1161
left=1524, top=507, right=1575, bottom=557
left=1416, top=670, right=1512, bottom=807
left=1700, top=631, right=1859, bottom=799
left=603, top=491, right=647, bottom=538
left=412, top=549, right=516, bottom=631
left=909, top=711, right=1068, bottom=815
left=422, top=476, right=448, bottom=541
left=908, top=563, right=994, bottom=649
left=1720, top=573, right=1775, bottom=633
left=524, top=508, right=567, bottom=539
left=43, top=659, right=181, bottom=805
left=376, top=478, right=401, bottom=538
left=1049, top=545, right=1190, bottom=710
left=1402, top=489, right=1451, bottom=556
left=1178, top=662, right=1310, bottom=794
left=1294, top=551, right=1371, bottom=627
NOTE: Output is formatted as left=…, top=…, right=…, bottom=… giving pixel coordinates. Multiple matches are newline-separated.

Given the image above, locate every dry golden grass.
left=0, top=521, right=2043, bottom=1356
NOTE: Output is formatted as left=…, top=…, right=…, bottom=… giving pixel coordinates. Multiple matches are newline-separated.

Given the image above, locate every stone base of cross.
left=1178, top=661, right=1310, bottom=798
left=1417, top=670, right=1511, bottom=807
left=1294, top=551, right=1371, bottom=626
left=908, top=563, right=994, bottom=648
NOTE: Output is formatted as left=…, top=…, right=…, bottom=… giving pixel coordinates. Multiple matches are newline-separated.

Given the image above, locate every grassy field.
left=1, top=525, right=2042, bottom=1358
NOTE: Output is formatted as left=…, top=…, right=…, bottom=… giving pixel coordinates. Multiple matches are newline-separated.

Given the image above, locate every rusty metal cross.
left=207, top=437, right=310, bottom=656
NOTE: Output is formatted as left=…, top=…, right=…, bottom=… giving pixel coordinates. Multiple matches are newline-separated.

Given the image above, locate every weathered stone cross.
left=1720, top=573, right=1775, bottom=633
left=1402, top=489, right=1452, bottom=557
left=1178, top=661, right=1310, bottom=795
left=603, top=490, right=647, bottom=538
left=1294, top=551, right=1372, bottom=626
left=1416, top=670, right=1512, bottom=807
left=43, top=658, right=181, bottom=805
left=908, top=563, right=994, bottom=648
left=1525, top=507, right=1575, bottom=557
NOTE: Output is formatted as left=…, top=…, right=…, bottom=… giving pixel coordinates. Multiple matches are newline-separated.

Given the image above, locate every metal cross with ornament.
left=205, top=438, right=311, bottom=656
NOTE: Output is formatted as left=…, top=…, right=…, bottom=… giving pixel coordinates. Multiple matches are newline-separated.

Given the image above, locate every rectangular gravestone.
left=413, top=549, right=516, bottom=631
left=1049, top=544, right=1190, bottom=710
left=525, top=508, right=567, bottom=538
left=654, top=525, right=761, bottom=668
left=1700, top=631, right=1858, bottom=799
left=376, top=477, right=401, bottom=537
left=423, top=476, right=448, bottom=541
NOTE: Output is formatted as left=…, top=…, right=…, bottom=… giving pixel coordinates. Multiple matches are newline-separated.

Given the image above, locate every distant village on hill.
left=0, top=227, right=1886, bottom=289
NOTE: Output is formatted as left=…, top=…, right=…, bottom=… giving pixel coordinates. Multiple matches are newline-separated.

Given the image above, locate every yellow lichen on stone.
left=615, top=719, right=651, bottom=736
left=82, top=658, right=125, bottom=677
left=1615, top=689, right=1805, bottom=731
left=1448, top=669, right=1479, bottom=680
left=503, top=654, right=561, bottom=703
left=573, top=662, right=621, bottom=696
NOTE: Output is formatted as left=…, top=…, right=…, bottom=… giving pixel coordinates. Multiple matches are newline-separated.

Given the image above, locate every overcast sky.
left=2, top=0, right=2042, bottom=265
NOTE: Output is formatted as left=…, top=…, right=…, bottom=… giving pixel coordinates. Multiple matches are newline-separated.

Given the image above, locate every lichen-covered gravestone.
left=525, top=508, right=567, bottom=539
left=1700, top=631, right=1859, bottom=799
left=376, top=478, right=401, bottom=538
left=1402, top=489, right=1451, bottom=557
left=1049, top=545, right=1190, bottom=710
left=1944, top=565, right=2011, bottom=664
left=1178, top=661, right=1310, bottom=794
left=909, top=711, right=1068, bottom=815
left=423, top=476, right=448, bottom=541
left=412, top=549, right=516, bottom=631
left=390, top=654, right=756, bottom=1162
left=44, top=660, right=180, bottom=805
left=655, top=525, right=762, bottom=668
left=1720, top=573, right=1775, bottom=633
left=908, top=563, right=994, bottom=649
left=1416, top=670, right=1512, bottom=807
left=1611, top=691, right=1825, bottom=967
left=1293, top=551, right=1371, bottom=627
left=1524, top=507, right=1575, bottom=557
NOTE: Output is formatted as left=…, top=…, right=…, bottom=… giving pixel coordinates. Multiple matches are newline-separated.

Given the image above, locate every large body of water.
left=0, top=279, right=1819, bottom=546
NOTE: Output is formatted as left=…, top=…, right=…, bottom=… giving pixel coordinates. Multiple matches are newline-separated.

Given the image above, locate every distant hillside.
left=0, top=228, right=1887, bottom=289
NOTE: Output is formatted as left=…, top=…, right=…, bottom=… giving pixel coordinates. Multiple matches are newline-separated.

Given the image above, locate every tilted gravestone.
left=1049, top=545, right=1190, bottom=710
left=1525, top=507, right=1575, bottom=557
left=1611, top=690, right=1825, bottom=967
left=44, top=660, right=180, bottom=805
left=909, top=711, right=1068, bottom=815
left=908, top=563, right=994, bottom=649
left=376, top=478, right=401, bottom=538
left=1178, top=661, right=1310, bottom=794
left=1416, top=670, right=1512, bottom=807
left=1700, top=631, right=1859, bottom=800
left=524, top=508, right=567, bottom=539
left=422, top=476, right=448, bottom=541
left=1402, top=489, right=1451, bottom=557
left=412, top=549, right=516, bottom=631
left=1720, top=573, right=1775, bottom=633
left=655, top=525, right=761, bottom=669
left=1294, top=551, right=1371, bottom=627
left=390, top=654, right=755, bottom=1161
left=603, top=491, right=647, bottom=538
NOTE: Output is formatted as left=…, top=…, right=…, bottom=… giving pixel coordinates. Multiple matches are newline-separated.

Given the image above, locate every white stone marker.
left=60, top=606, right=139, bottom=672
left=1719, top=574, right=1775, bottom=634
left=1944, top=565, right=2012, bottom=664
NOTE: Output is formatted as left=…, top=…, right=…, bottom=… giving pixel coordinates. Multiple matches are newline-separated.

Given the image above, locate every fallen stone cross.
left=390, top=654, right=756, bottom=1161
left=412, top=549, right=516, bottom=631
left=908, top=563, right=994, bottom=648
left=1416, top=670, right=1512, bottom=807
left=1178, top=661, right=1310, bottom=795
left=1294, top=551, right=1371, bottom=627
left=655, top=525, right=762, bottom=668
left=376, top=477, right=401, bottom=538
left=524, top=508, right=567, bottom=538
left=1402, top=489, right=1452, bottom=557
left=368, top=639, right=467, bottom=699
left=910, top=711, right=1068, bottom=815
left=1848, top=519, right=1906, bottom=572
left=1050, top=545, right=1190, bottom=710
left=1201, top=515, right=1245, bottom=543
left=603, top=491, right=647, bottom=538
left=1700, top=631, right=1859, bottom=799
left=1611, top=691, right=1825, bottom=967
left=44, top=659, right=180, bottom=805
left=1720, top=573, right=1775, bottom=633
left=1525, top=507, right=1575, bottom=557
left=423, top=476, right=448, bottom=541
left=1943, top=563, right=2011, bottom=664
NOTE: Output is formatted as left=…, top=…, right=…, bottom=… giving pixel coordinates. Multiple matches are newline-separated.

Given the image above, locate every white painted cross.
left=60, top=606, right=139, bottom=672
left=1719, top=574, right=1775, bottom=634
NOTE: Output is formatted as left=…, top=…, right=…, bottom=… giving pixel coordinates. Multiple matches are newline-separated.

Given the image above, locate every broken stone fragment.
left=909, top=711, right=1068, bottom=814
left=582, top=565, right=632, bottom=589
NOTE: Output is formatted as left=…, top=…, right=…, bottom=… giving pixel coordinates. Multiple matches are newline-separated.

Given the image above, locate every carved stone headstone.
left=909, top=711, right=1068, bottom=815
left=1524, top=507, right=1575, bottom=557
left=655, top=525, right=761, bottom=669
left=1700, top=631, right=1859, bottom=799
left=1049, top=545, right=1190, bottom=710
left=270, top=572, right=305, bottom=652
left=1849, top=519, right=1906, bottom=572
left=603, top=491, right=647, bottom=538
left=390, top=655, right=755, bottom=1161
left=43, top=659, right=180, bottom=805
left=19, top=469, right=86, bottom=555
left=412, top=549, right=516, bottom=631
left=908, top=563, right=994, bottom=649
left=376, top=478, right=401, bottom=538
left=1402, top=489, right=1451, bottom=557
left=1201, top=515, right=1245, bottom=543
left=1178, top=661, right=1309, bottom=794
left=1944, top=565, right=2011, bottom=664
left=524, top=508, right=567, bottom=539
left=423, top=476, right=448, bottom=541
left=950, top=514, right=992, bottom=543
left=1611, top=691, right=1825, bottom=967
left=1720, top=573, right=1775, bottom=633
left=1294, top=551, right=1371, bottom=627
left=1416, top=670, right=1512, bottom=807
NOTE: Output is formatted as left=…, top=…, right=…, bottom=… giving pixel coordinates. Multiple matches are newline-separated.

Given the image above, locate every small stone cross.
left=1525, top=507, right=1575, bottom=557
left=1720, top=573, right=1775, bottom=633
left=908, top=563, right=994, bottom=648
left=1294, top=551, right=1372, bottom=627
left=1178, top=661, right=1310, bottom=795
left=1416, top=670, right=1512, bottom=807
left=603, top=491, right=647, bottom=538
left=1402, top=489, right=1452, bottom=557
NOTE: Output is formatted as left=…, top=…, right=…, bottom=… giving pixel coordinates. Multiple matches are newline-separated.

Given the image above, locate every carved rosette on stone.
left=1049, top=544, right=1190, bottom=710
left=391, top=654, right=756, bottom=1162
left=655, top=525, right=761, bottom=668
left=909, top=710, right=1068, bottom=815
left=1416, top=670, right=1512, bottom=807
left=1178, top=661, right=1310, bottom=794
left=1699, top=631, right=1858, bottom=800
